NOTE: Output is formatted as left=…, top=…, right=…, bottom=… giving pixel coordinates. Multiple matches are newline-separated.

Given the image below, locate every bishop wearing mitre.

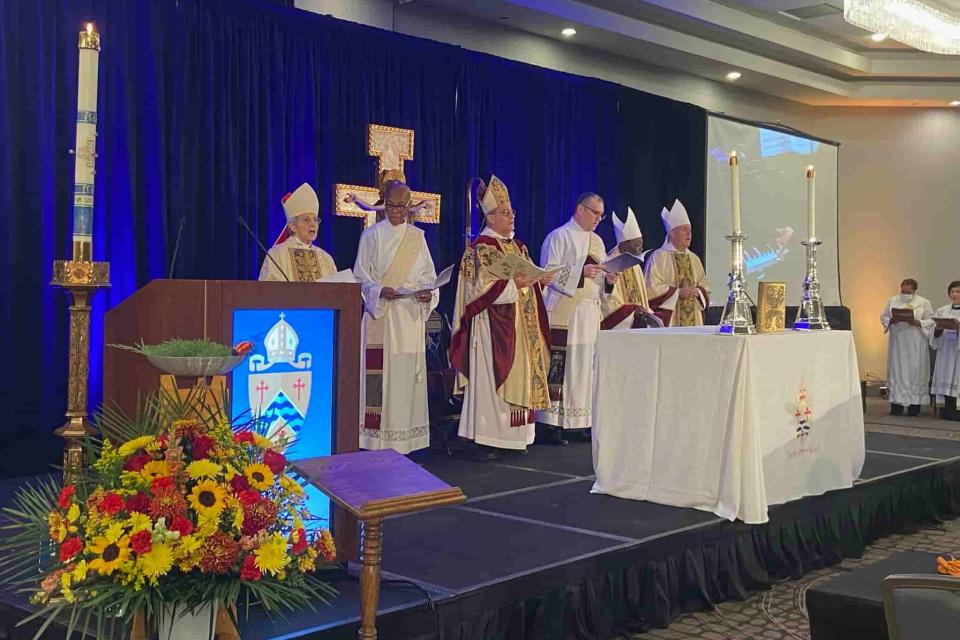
left=450, top=175, right=552, bottom=453
left=644, top=199, right=710, bottom=326
left=600, top=207, right=657, bottom=330
left=259, top=183, right=338, bottom=282
left=353, top=181, right=438, bottom=454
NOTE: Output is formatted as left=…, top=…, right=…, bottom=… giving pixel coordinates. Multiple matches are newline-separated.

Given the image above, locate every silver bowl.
left=144, top=354, right=247, bottom=377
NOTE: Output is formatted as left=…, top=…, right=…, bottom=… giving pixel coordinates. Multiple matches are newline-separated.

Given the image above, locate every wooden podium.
left=103, top=279, right=363, bottom=556
left=294, top=450, right=466, bottom=640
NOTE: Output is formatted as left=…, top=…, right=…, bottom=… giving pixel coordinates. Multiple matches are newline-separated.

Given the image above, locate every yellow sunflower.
left=253, top=534, right=290, bottom=576
left=139, top=542, right=174, bottom=581
left=140, top=460, right=171, bottom=483
left=243, top=463, right=275, bottom=491
left=252, top=433, right=274, bottom=450
left=186, top=459, right=222, bottom=480
left=88, top=530, right=132, bottom=576
left=188, top=480, right=227, bottom=518
left=117, top=435, right=156, bottom=456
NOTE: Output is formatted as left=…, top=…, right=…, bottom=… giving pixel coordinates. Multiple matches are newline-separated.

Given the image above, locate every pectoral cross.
left=334, top=124, right=442, bottom=228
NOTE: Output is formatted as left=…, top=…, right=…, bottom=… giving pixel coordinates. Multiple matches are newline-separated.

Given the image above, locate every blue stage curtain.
left=0, top=0, right=704, bottom=476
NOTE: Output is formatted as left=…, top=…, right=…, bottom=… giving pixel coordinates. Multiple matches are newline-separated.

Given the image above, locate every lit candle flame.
left=86, top=23, right=94, bottom=34
left=729, top=150, right=738, bottom=165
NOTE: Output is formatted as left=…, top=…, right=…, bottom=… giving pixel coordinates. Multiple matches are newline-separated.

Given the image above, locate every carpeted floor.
left=626, top=405, right=960, bottom=640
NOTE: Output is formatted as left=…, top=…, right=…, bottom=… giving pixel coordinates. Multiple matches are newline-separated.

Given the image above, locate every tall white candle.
left=72, top=23, right=100, bottom=262
left=729, top=151, right=741, bottom=235
left=806, top=165, right=816, bottom=240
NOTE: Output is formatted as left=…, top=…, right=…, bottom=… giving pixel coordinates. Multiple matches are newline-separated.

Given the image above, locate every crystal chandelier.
left=845, top=0, right=960, bottom=55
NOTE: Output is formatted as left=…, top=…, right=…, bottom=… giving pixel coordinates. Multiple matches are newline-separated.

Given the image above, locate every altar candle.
left=729, top=151, right=741, bottom=235
left=806, top=165, right=816, bottom=240
left=72, top=23, right=100, bottom=262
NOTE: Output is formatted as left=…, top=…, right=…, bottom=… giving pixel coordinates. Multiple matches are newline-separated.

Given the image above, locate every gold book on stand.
left=757, top=281, right=786, bottom=333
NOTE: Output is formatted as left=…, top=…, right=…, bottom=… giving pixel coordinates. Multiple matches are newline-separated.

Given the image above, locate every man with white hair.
left=601, top=207, right=657, bottom=330
left=259, top=183, right=337, bottom=281
left=644, top=199, right=709, bottom=327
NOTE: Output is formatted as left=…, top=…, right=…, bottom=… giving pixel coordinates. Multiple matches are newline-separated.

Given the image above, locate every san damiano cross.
left=334, top=124, right=442, bottom=228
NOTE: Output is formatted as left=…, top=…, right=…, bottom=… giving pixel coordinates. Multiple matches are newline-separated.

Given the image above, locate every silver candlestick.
left=718, top=232, right=756, bottom=335
left=794, top=238, right=830, bottom=331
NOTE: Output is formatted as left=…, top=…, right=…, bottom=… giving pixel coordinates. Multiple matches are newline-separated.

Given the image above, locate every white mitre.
left=281, top=183, right=320, bottom=221
left=612, top=207, right=642, bottom=244
left=661, top=199, right=691, bottom=232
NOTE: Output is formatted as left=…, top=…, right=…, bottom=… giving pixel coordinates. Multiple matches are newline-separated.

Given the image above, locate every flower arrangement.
left=0, top=390, right=335, bottom=639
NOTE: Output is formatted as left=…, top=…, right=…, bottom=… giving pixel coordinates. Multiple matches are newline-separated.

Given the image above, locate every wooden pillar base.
left=358, top=518, right=384, bottom=640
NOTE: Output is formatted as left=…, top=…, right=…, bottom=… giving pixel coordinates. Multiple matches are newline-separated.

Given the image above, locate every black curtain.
left=0, top=0, right=705, bottom=476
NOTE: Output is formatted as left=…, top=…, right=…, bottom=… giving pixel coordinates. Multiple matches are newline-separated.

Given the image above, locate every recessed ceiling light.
left=870, top=32, right=887, bottom=42
left=725, top=71, right=742, bottom=81
left=560, top=27, right=577, bottom=37
left=950, top=100, right=960, bottom=107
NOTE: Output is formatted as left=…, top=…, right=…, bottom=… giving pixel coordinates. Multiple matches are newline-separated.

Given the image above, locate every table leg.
left=358, top=517, right=383, bottom=640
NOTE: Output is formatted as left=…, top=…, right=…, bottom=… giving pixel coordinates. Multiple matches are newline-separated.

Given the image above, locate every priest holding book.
left=931, top=280, right=960, bottom=421
left=880, top=278, right=934, bottom=417
left=600, top=207, right=658, bottom=330
left=450, top=175, right=553, bottom=454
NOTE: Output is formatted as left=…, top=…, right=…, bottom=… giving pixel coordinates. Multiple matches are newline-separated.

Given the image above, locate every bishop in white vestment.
left=600, top=207, right=657, bottom=330
left=644, top=200, right=710, bottom=327
left=536, top=193, right=616, bottom=437
left=353, top=182, right=438, bottom=453
left=930, top=281, right=960, bottom=421
left=259, top=183, right=337, bottom=281
left=451, top=175, right=552, bottom=452
left=880, top=279, right=933, bottom=416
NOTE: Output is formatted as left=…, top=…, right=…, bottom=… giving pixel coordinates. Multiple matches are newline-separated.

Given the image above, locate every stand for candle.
left=718, top=232, right=755, bottom=335
left=794, top=239, right=830, bottom=331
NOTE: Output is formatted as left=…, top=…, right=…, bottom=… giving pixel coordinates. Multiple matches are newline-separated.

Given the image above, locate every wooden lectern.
left=294, top=450, right=466, bottom=640
left=103, top=279, right=363, bottom=557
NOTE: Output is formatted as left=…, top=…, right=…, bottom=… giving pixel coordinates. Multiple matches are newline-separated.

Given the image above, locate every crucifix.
left=334, top=124, right=442, bottom=228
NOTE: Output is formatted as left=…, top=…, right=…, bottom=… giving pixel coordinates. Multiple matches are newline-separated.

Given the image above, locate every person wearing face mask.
left=644, top=199, right=710, bottom=327
left=259, top=183, right=337, bottom=282
left=880, top=278, right=934, bottom=417
left=930, top=280, right=960, bottom=421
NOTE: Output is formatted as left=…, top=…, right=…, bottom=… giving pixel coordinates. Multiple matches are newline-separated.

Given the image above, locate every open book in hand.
left=933, top=317, right=960, bottom=331
left=601, top=252, right=644, bottom=275
left=483, top=252, right=562, bottom=281
left=394, top=264, right=456, bottom=298
left=890, top=308, right=915, bottom=323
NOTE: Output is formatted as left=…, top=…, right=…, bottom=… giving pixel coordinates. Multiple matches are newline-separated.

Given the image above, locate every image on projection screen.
left=705, top=116, right=841, bottom=307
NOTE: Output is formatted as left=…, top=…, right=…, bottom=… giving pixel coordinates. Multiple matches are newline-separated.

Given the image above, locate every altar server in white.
left=259, top=183, right=337, bottom=282
left=644, top=199, right=710, bottom=327
left=353, top=181, right=438, bottom=453
left=931, top=280, right=960, bottom=421
left=880, top=278, right=934, bottom=417
left=537, top=192, right=616, bottom=442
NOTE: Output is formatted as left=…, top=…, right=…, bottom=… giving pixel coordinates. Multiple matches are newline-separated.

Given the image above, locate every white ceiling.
left=412, top=0, right=960, bottom=106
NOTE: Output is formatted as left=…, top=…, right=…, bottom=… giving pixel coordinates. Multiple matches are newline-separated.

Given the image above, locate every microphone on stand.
left=238, top=216, right=289, bottom=281
left=167, top=216, right=186, bottom=279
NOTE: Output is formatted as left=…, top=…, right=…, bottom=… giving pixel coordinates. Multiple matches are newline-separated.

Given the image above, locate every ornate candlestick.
left=718, top=232, right=756, bottom=335
left=794, top=238, right=830, bottom=331
left=52, top=23, right=110, bottom=485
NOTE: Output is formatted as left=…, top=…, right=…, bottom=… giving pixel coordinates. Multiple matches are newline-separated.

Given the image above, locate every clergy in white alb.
left=353, top=182, right=438, bottom=454
left=259, top=183, right=337, bottom=282
left=600, top=207, right=657, bottom=330
left=880, top=278, right=934, bottom=416
left=536, top=192, right=617, bottom=435
left=644, top=199, right=710, bottom=327
left=930, top=280, right=960, bottom=421
left=450, top=175, right=553, bottom=451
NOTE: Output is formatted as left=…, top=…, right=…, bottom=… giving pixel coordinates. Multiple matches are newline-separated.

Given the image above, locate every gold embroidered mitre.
left=480, top=175, right=511, bottom=214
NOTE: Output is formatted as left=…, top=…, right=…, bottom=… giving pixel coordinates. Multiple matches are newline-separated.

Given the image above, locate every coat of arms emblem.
left=794, top=383, right=812, bottom=440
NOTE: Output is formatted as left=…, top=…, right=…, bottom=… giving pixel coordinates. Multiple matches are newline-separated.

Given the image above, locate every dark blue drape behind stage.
left=0, top=0, right=705, bottom=476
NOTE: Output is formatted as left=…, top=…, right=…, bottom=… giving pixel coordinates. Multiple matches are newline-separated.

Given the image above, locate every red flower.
left=57, top=485, right=76, bottom=509
left=123, top=452, right=153, bottom=472
left=125, top=492, right=151, bottom=514
left=233, top=431, right=256, bottom=445
left=240, top=554, right=262, bottom=581
left=59, top=536, right=84, bottom=562
left=149, top=491, right=187, bottom=523
left=230, top=474, right=250, bottom=494
left=241, top=498, right=279, bottom=536
left=291, top=528, right=308, bottom=555
left=192, top=435, right=215, bottom=460
left=100, top=492, right=124, bottom=516
left=238, top=490, right=261, bottom=506
left=170, top=515, right=194, bottom=537
left=130, top=530, right=153, bottom=555
left=199, top=531, right=240, bottom=575
left=262, top=450, right=287, bottom=475
left=150, top=476, right=175, bottom=495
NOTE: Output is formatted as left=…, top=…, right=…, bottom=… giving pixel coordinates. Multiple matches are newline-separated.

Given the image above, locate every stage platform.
left=3, top=431, right=960, bottom=640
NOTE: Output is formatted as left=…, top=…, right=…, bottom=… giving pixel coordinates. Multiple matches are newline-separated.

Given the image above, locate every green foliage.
left=111, top=339, right=232, bottom=358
